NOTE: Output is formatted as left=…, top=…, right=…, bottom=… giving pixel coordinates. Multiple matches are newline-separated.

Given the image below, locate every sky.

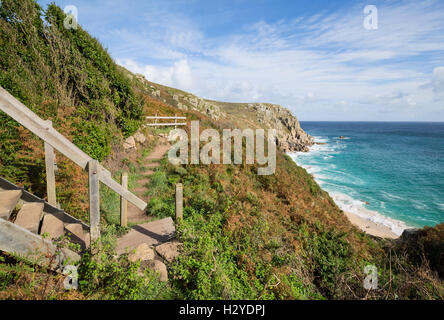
left=37, top=0, right=444, bottom=121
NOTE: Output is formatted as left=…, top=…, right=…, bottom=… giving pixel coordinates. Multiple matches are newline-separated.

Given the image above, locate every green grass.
left=100, top=165, right=141, bottom=226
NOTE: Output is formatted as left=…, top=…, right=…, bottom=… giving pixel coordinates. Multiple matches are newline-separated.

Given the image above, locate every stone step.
left=65, top=223, right=88, bottom=249
left=144, top=162, right=160, bottom=168
left=132, top=187, right=147, bottom=195
left=0, top=190, right=22, bottom=219
left=116, top=217, right=175, bottom=255
left=40, top=214, right=64, bottom=239
left=14, top=202, right=44, bottom=234
left=142, top=170, right=155, bottom=177
left=136, top=178, right=151, bottom=186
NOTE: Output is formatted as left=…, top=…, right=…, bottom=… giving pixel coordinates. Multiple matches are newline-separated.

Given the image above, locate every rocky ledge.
left=249, top=103, right=314, bottom=153
left=137, top=76, right=313, bottom=153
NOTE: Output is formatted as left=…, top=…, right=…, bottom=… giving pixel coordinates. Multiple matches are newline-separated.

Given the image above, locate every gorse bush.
left=0, top=0, right=143, bottom=183
left=171, top=207, right=257, bottom=299
left=1, top=0, right=443, bottom=302
left=77, top=226, right=174, bottom=300
left=303, top=225, right=352, bottom=297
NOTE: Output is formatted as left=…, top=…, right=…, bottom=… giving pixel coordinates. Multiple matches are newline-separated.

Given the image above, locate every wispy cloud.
left=39, top=0, right=444, bottom=120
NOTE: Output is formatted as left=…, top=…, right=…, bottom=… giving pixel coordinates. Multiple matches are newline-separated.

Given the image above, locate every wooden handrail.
left=145, top=114, right=187, bottom=129
left=145, top=123, right=187, bottom=126
left=0, top=86, right=147, bottom=211
left=146, top=116, right=186, bottom=119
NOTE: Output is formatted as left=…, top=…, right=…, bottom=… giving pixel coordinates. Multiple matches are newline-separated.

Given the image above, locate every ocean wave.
left=411, top=199, right=429, bottom=210
left=287, top=146, right=410, bottom=236
left=290, top=162, right=408, bottom=235
left=313, top=136, right=329, bottom=143
left=312, top=174, right=329, bottom=180
left=380, top=190, right=405, bottom=201
left=317, top=168, right=365, bottom=186
left=290, top=153, right=360, bottom=187
left=333, top=136, right=351, bottom=140
left=329, top=191, right=408, bottom=236
left=305, top=166, right=322, bottom=175
left=291, top=144, right=343, bottom=160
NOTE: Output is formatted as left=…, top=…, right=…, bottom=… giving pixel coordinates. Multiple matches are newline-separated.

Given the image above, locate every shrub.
left=77, top=226, right=173, bottom=299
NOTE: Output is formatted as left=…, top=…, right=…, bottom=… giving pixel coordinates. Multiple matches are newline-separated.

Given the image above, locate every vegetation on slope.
left=0, top=1, right=443, bottom=300
left=143, top=128, right=443, bottom=299
left=0, top=0, right=143, bottom=219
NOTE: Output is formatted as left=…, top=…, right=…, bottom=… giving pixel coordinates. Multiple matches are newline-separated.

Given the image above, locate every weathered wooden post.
left=155, top=113, right=158, bottom=128
left=120, top=172, right=128, bottom=227
left=88, top=159, right=100, bottom=247
left=175, top=183, right=183, bottom=223
left=44, top=120, right=57, bottom=207
left=174, top=114, right=177, bottom=129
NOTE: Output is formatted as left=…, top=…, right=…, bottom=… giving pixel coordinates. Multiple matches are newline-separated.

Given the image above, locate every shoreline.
left=344, top=211, right=399, bottom=239
left=289, top=138, right=407, bottom=240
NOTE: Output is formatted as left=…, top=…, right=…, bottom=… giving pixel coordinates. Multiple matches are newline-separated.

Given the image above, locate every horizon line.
left=299, top=120, right=444, bottom=123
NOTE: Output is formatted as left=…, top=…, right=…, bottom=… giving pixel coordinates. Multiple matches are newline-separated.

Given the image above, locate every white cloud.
left=104, top=0, right=444, bottom=121
left=430, top=67, right=444, bottom=94
left=119, top=58, right=194, bottom=91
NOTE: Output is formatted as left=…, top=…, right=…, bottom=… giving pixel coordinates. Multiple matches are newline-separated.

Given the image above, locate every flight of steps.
left=0, top=180, right=90, bottom=250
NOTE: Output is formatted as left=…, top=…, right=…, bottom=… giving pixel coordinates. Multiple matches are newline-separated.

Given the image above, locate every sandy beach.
left=344, top=211, right=399, bottom=239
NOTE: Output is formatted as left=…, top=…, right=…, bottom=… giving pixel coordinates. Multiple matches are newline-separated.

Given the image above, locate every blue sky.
left=37, top=0, right=444, bottom=121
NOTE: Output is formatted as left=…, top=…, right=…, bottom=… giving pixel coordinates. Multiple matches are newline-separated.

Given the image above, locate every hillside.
left=0, top=0, right=443, bottom=300
left=0, top=0, right=143, bottom=220
left=131, top=74, right=314, bottom=152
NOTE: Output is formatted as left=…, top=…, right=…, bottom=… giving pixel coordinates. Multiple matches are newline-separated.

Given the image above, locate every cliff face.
left=132, top=75, right=314, bottom=153
left=249, top=103, right=314, bottom=152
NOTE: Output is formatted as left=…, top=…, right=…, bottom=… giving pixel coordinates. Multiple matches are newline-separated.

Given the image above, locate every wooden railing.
left=0, top=86, right=147, bottom=243
left=145, top=115, right=186, bottom=128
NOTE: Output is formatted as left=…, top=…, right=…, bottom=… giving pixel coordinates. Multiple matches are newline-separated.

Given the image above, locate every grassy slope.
left=0, top=1, right=442, bottom=300
left=0, top=0, right=143, bottom=220
left=134, top=79, right=291, bottom=132
left=131, top=79, right=443, bottom=299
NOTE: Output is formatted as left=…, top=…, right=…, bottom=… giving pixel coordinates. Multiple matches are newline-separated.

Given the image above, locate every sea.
left=289, top=122, right=444, bottom=235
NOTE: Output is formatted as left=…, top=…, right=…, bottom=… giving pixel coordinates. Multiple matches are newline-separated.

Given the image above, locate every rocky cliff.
left=132, top=75, right=314, bottom=153
left=249, top=103, right=314, bottom=152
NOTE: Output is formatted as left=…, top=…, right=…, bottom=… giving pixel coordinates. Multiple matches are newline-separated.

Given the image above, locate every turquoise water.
left=290, top=122, right=444, bottom=235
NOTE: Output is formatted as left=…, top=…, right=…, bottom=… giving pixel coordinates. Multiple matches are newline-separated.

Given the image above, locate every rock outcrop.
left=155, top=241, right=183, bottom=263
left=249, top=103, right=314, bottom=153
left=128, top=243, right=155, bottom=262
left=123, top=136, right=136, bottom=150
left=139, top=80, right=314, bottom=153
left=141, top=259, right=169, bottom=282
left=173, top=93, right=226, bottom=120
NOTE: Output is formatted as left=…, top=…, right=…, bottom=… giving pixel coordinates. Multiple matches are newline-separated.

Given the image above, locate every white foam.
left=313, top=174, right=329, bottom=180
left=380, top=190, right=404, bottom=201
left=313, top=136, right=329, bottom=143
left=411, top=199, right=428, bottom=210
left=288, top=139, right=410, bottom=236
left=329, top=191, right=408, bottom=236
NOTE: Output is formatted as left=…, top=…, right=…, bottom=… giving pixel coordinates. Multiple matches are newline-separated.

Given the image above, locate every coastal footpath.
left=0, top=1, right=442, bottom=300
left=133, top=74, right=315, bottom=153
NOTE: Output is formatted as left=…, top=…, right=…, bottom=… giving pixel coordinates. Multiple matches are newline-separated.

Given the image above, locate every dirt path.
left=127, top=138, right=171, bottom=223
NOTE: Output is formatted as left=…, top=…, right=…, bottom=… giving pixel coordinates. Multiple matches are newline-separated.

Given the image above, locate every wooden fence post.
left=44, top=120, right=57, bottom=207
left=175, top=183, right=183, bottom=223
left=174, top=114, right=177, bottom=129
left=120, top=172, right=128, bottom=227
left=155, top=113, right=158, bottom=128
left=88, top=159, right=100, bottom=247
